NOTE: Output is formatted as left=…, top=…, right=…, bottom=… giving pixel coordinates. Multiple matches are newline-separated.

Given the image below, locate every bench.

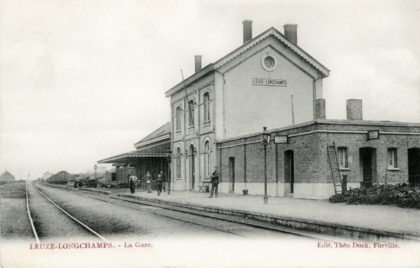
left=198, top=178, right=211, bottom=192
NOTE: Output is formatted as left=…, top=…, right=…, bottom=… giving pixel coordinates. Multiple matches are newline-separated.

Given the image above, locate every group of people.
left=128, top=171, right=166, bottom=195
left=127, top=166, right=220, bottom=198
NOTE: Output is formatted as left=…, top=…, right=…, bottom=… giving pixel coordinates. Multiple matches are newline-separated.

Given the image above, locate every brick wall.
left=346, top=99, right=363, bottom=120
left=217, top=120, right=420, bottom=198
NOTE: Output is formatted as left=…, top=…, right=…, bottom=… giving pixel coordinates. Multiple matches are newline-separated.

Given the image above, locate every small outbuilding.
left=0, top=171, right=16, bottom=184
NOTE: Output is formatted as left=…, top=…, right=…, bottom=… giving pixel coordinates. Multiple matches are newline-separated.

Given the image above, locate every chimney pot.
left=283, top=24, right=298, bottom=45
left=194, top=55, right=202, bottom=73
left=242, top=20, right=253, bottom=43
left=346, top=99, right=363, bottom=120
left=315, top=99, right=326, bottom=120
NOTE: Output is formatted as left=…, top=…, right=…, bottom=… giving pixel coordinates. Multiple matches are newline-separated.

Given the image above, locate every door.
left=408, top=148, right=420, bottom=186
left=359, top=148, right=377, bottom=187
left=284, top=150, right=294, bottom=194
left=229, top=157, right=235, bottom=192
left=190, top=145, right=195, bottom=190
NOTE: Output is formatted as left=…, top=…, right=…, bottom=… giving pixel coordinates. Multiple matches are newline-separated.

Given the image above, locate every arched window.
left=188, top=100, right=194, bottom=127
left=204, top=140, right=210, bottom=177
left=175, top=107, right=182, bottom=131
left=203, top=93, right=210, bottom=122
left=176, top=147, right=181, bottom=178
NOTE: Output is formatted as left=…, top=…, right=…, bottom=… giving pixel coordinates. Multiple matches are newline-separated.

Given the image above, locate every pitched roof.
left=0, top=171, right=15, bottom=182
left=165, top=26, right=329, bottom=97
left=98, top=122, right=171, bottom=164
left=134, top=122, right=171, bottom=148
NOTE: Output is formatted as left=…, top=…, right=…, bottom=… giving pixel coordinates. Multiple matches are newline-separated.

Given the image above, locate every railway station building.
left=99, top=21, right=420, bottom=199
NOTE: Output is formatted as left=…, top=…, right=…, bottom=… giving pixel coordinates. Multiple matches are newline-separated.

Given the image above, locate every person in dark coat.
left=209, top=167, right=219, bottom=198
left=129, top=175, right=138, bottom=194
left=157, top=171, right=164, bottom=196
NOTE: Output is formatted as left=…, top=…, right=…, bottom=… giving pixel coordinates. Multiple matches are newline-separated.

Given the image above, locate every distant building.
left=42, top=171, right=53, bottom=180
left=0, top=171, right=16, bottom=183
left=46, top=171, right=71, bottom=184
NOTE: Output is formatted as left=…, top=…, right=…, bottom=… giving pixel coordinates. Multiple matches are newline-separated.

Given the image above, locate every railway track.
left=25, top=182, right=109, bottom=243
left=55, top=185, right=335, bottom=241
left=30, top=183, right=353, bottom=242
left=109, top=194, right=335, bottom=241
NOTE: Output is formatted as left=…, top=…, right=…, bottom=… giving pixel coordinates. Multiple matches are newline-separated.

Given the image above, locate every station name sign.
left=367, top=130, right=380, bottom=140
left=252, top=78, right=287, bottom=87
left=274, top=135, right=288, bottom=144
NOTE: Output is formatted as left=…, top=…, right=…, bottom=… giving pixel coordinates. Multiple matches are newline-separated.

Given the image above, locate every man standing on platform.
left=128, top=174, right=138, bottom=194
left=144, top=171, right=152, bottom=193
left=209, top=166, right=219, bottom=198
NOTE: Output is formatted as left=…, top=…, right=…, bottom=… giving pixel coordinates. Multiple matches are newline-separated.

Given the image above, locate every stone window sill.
left=387, top=167, right=399, bottom=171
left=339, top=167, right=350, bottom=171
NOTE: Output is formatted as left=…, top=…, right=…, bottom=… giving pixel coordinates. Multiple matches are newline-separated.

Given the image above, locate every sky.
left=1, top=0, right=419, bottom=179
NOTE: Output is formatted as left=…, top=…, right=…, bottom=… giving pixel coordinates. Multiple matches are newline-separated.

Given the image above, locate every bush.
left=329, top=193, right=347, bottom=203
left=328, top=183, right=420, bottom=209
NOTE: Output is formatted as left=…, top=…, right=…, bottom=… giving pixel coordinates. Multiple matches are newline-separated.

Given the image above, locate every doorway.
left=408, top=148, right=420, bottom=186
left=284, top=150, right=294, bottom=194
left=229, top=157, right=235, bottom=192
left=359, top=147, right=377, bottom=187
left=189, top=145, right=196, bottom=190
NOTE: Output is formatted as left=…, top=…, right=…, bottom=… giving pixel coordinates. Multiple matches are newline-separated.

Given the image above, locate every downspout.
left=183, top=98, right=187, bottom=190
left=196, top=90, right=201, bottom=188
left=215, top=70, right=225, bottom=183
left=215, top=70, right=226, bottom=140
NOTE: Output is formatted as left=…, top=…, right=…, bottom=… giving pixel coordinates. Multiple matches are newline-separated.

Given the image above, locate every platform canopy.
left=98, top=150, right=168, bottom=164
left=98, top=122, right=171, bottom=165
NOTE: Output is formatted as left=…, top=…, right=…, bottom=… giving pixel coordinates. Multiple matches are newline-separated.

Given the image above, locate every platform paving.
left=96, top=188, right=419, bottom=238
left=45, top=182, right=420, bottom=239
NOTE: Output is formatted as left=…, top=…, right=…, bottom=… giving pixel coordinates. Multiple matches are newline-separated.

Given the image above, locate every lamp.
left=262, top=127, right=271, bottom=145
left=261, top=127, right=270, bottom=204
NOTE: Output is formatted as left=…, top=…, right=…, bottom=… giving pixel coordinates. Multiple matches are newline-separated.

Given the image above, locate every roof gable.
left=214, top=27, right=329, bottom=76
left=165, top=26, right=329, bottom=97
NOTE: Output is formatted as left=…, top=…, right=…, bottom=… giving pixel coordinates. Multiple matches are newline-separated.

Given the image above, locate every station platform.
left=85, top=187, right=420, bottom=240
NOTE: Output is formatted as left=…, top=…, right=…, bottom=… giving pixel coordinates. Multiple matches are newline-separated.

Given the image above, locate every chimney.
left=283, top=24, right=298, bottom=45
left=194, top=55, right=202, bottom=73
left=242, top=20, right=252, bottom=43
left=315, top=99, right=326, bottom=119
left=346, top=99, right=363, bottom=120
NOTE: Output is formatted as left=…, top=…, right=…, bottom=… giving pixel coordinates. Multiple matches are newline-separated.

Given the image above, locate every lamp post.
left=261, top=127, right=270, bottom=204
left=166, top=150, right=172, bottom=195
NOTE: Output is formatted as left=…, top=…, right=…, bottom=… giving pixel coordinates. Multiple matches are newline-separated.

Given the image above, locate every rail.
left=26, top=182, right=109, bottom=242
left=26, top=182, right=40, bottom=244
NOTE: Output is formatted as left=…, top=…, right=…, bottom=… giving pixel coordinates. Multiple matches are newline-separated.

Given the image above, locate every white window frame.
left=203, top=92, right=210, bottom=123
left=261, top=54, right=277, bottom=72
left=175, top=106, right=182, bottom=132
left=176, top=147, right=182, bottom=178
left=203, top=140, right=210, bottom=177
left=187, top=100, right=194, bottom=128
left=387, top=148, right=398, bottom=169
left=337, top=147, right=349, bottom=169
